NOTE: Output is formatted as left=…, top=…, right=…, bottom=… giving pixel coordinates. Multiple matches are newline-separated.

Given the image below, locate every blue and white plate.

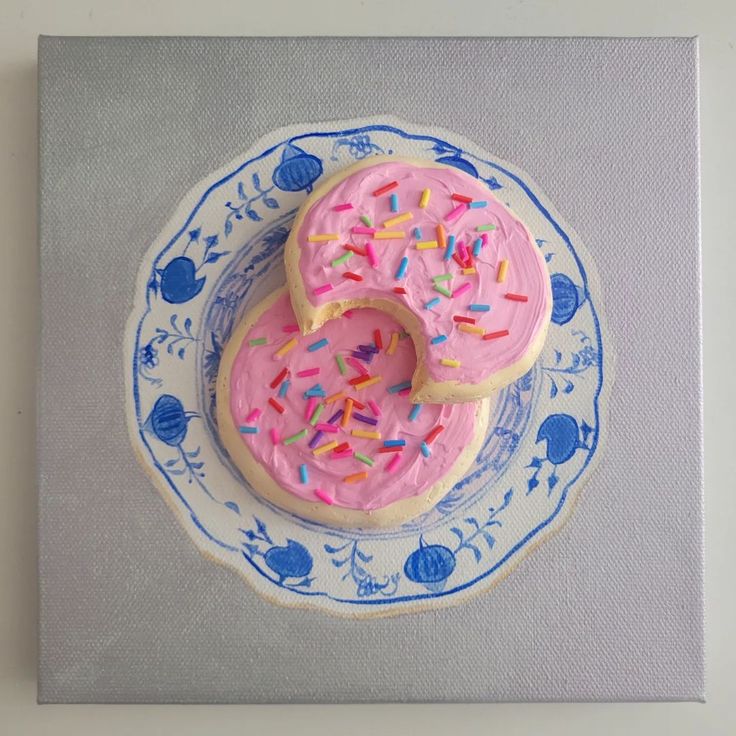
left=126, top=118, right=610, bottom=617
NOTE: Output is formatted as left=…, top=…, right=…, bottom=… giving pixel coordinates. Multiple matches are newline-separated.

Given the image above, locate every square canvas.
left=38, top=36, right=703, bottom=703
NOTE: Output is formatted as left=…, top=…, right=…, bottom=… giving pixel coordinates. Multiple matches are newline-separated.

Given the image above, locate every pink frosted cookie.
left=216, top=287, right=491, bottom=528
left=285, top=156, right=552, bottom=402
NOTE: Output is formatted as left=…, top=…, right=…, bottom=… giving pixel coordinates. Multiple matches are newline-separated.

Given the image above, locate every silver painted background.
left=38, top=36, right=702, bottom=702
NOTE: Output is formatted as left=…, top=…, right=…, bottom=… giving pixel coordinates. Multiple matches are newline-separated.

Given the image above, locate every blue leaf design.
left=544, top=252, right=554, bottom=262
left=252, top=172, right=261, bottom=190
left=527, top=456, right=543, bottom=469
left=224, top=501, right=240, bottom=514
left=164, top=458, right=178, bottom=467
left=205, top=251, right=229, bottom=264
left=237, top=181, right=246, bottom=200
left=245, top=209, right=262, bottom=222
left=263, top=197, right=279, bottom=209
left=550, top=379, right=558, bottom=398
left=224, top=218, right=233, bottom=236
left=184, top=317, right=192, bottom=334
left=243, top=543, right=259, bottom=556
left=465, top=542, right=482, bottom=562
left=527, top=476, right=540, bottom=493
left=255, top=517, right=268, bottom=535
left=554, top=350, right=562, bottom=364
left=355, top=548, right=373, bottom=563
left=177, top=347, right=185, bottom=359
left=323, top=542, right=350, bottom=554
left=485, top=176, right=502, bottom=190
left=548, top=472, right=559, bottom=491
left=188, top=228, right=201, bottom=241
left=331, top=558, right=349, bottom=568
left=204, top=234, right=218, bottom=249
left=580, top=420, right=593, bottom=443
left=449, top=527, right=464, bottom=543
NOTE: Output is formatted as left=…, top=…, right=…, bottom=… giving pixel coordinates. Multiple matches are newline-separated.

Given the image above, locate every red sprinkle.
left=343, top=272, right=364, bottom=281
left=282, top=324, right=300, bottom=333
left=333, top=442, right=350, bottom=454
left=374, top=329, right=383, bottom=350
left=453, top=253, right=466, bottom=268
left=425, top=425, right=445, bottom=445
left=344, top=244, right=366, bottom=256
left=372, top=180, right=399, bottom=196
left=269, top=367, right=288, bottom=389
left=349, top=397, right=366, bottom=410
left=378, top=446, right=403, bottom=454
left=505, top=293, right=529, bottom=302
left=393, top=287, right=407, bottom=294
left=398, top=387, right=411, bottom=396
left=453, top=315, right=476, bottom=324
left=268, top=397, right=285, bottom=414
left=451, top=193, right=473, bottom=203
left=483, top=329, right=510, bottom=340
left=348, top=375, right=369, bottom=386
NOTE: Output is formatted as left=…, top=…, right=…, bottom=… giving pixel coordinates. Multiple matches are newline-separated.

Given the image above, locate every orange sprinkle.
left=387, top=332, right=399, bottom=356
left=344, top=471, right=369, bottom=483
left=341, top=398, right=354, bottom=428
left=459, top=323, right=484, bottom=335
left=325, top=391, right=346, bottom=404
left=354, top=375, right=382, bottom=390
left=436, top=223, right=447, bottom=249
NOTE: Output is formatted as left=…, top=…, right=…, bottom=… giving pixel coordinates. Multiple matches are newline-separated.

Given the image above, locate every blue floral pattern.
left=127, top=121, right=609, bottom=616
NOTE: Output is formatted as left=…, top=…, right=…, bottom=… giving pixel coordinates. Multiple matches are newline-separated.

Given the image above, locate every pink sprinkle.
left=366, top=242, right=379, bottom=268
left=444, top=203, right=467, bottom=222
left=314, top=283, right=333, bottom=296
left=453, top=282, right=472, bottom=298
left=282, top=323, right=300, bottom=333
left=334, top=203, right=354, bottom=211
left=245, top=408, right=262, bottom=422
left=386, top=454, right=401, bottom=473
left=305, top=397, right=317, bottom=421
left=352, top=226, right=376, bottom=235
left=270, top=428, right=279, bottom=445
left=332, top=449, right=354, bottom=459
left=398, top=387, right=411, bottom=396
left=296, top=367, right=320, bottom=377
left=457, top=240, right=468, bottom=262
left=347, top=357, right=369, bottom=376
left=481, top=233, right=488, bottom=246
left=343, top=309, right=354, bottom=319
left=314, top=488, right=334, bottom=505
left=316, top=423, right=339, bottom=433
left=368, top=399, right=382, bottom=417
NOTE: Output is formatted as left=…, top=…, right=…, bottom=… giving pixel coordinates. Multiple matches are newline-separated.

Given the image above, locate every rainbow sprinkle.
left=483, top=329, right=510, bottom=340
left=374, top=230, right=405, bottom=239
left=249, top=337, right=267, bottom=346
left=355, top=375, right=382, bottom=390
left=390, top=193, right=399, bottom=212
left=440, top=358, right=461, bottom=368
left=307, top=337, right=329, bottom=352
left=416, top=240, right=438, bottom=250
left=331, top=251, right=353, bottom=267
left=366, top=242, right=379, bottom=268
left=313, top=440, right=339, bottom=456
left=436, top=224, right=447, bottom=249
left=383, top=211, right=412, bottom=228
left=476, top=224, right=496, bottom=232
left=238, top=426, right=258, bottom=434
left=373, top=181, right=398, bottom=196
left=325, top=391, right=345, bottom=404
left=274, top=337, right=297, bottom=359
left=352, top=226, right=375, bottom=235
left=419, top=188, right=431, bottom=208
left=313, top=284, right=333, bottom=296
left=497, top=259, right=509, bottom=283
left=314, top=488, right=334, bottom=505
left=434, top=284, right=452, bottom=298
left=270, top=428, right=279, bottom=444
left=368, top=399, right=382, bottom=417
left=344, top=471, right=369, bottom=483
left=505, top=293, right=529, bottom=302
left=333, top=203, right=353, bottom=211
left=386, top=454, right=401, bottom=473
left=445, top=204, right=466, bottom=222
left=307, top=233, right=339, bottom=242
left=296, top=367, right=320, bottom=377
left=299, top=464, right=309, bottom=484
left=268, top=397, right=285, bottom=414
left=388, top=380, right=412, bottom=394
left=283, top=428, right=308, bottom=445
left=351, top=429, right=381, bottom=440
left=278, top=379, right=290, bottom=398
left=462, top=267, right=477, bottom=275
left=355, top=452, right=374, bottom=467
left=430, top=334, right=447, bottom=345
left=282, top=323, right=300, bottom=333
left=425, top=425, right=445, bottom=444
left=425, top=297, right=441, bottom=310
left=395, top=256, right=409, bottom=280
left=444, top=234, right=456, bottom=262
left=408, top=404, right=422, bottom=422
left=386, top=332, right=399, bottom=355
left=469, top=304, right=491, bottom=312
left=459, top=323, right=484, bottom=335
left=336, top=354, right=347, bottom=375
left=413, top=227, right=422, bottom=239
left=384, top=439, right=406, bottom=447
left=270, top=367, right=288, bottom=388
left=468, top=200, right=487, bottom=209
left=309, top=403, right=325, bottom=426
left=360, top=215, right=373, bottom=227
left=245, top=408, right=262, bottom=422
left=341, top=398, right=354, bottom=427
left=316, top=422, right=339, bottom=433
left=452, top=282, right=472, bottom=298
left=420, top=441, right=431, bottom=457
left=472, top=238, right=483, bottom=257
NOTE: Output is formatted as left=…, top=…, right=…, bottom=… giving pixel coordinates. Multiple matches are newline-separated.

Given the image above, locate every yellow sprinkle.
left=416, top=240, right=439, bottom=250
left=374, top=230, right=406, bottom=239
left=497, top=259, right=509, bottom=283
left=274, top=337, right=298, bottom=358
left=383, top=212, right=413, bottom=228
left=307, top=233, right=339, bottom=242
left=419, top=188, right=431, bottom=208
left=351, top=430, right=381, bottom=440
left=462, top=267, right=477, bottom=275
left=459, top=323, right=484, bottom=335
left=436, top=224, right=447, bottom=248
left=354, top=375, right=382, bottom=390
left=325, top=391, right=346, bottom=404
left=387, top=332, right=400, bottom=356
left=313, top=440, right=339, bottom=456
left=440, top=358, right=461, bottom=368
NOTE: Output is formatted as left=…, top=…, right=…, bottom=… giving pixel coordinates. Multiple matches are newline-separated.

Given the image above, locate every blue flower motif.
left=404, top=536, right=457, bottom=592
left=272, top=144, right=323, bottom=193
left=146, top=394, right=191, bottom=446
left=139, top=343, right=158, bottom=369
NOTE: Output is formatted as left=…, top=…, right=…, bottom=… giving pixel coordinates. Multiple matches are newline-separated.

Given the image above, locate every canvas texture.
left=38, top=36, right=702, bottom=703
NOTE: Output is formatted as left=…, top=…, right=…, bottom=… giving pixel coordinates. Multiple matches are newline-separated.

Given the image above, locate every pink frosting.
left=228, top=292, right=479, bottom=511
left=295, top=161, right=550, bottom=385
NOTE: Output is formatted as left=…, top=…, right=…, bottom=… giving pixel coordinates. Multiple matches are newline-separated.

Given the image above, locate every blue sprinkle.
left=472, top=238, right=483, bottom=257
left=444, top=234, right=456, bottom=262
left=431, top=334, right=448, bottom=345
left=299, top=464, right=308, bottom=484
left=304, top=384, right=326, bottom=398
left=384, top=439, right=406, bottom=447
left=395, top=256, right=409, bottom=280
left=408, top=404, right=422, bottom=422
left=413, top=227, right=422, bottom=239
left=390, top=192, right=399, bottom=212
left=278, top=379, right=291, bottom=397
left=469, top=304, right=491, bottom=312
left=388, top=380, right=413, bottom=394
left=468, top=200, right=488, bottom=209
left=307, top=338, right=329, bottom=352
left=239, top=426, right=258, bottom=434
left=420, top=441, right=431, bottom=457
left=425, top=297, right=441, bottom=310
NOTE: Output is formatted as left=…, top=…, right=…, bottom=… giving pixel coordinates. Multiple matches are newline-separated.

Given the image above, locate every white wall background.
left=1, top=0, right=733, bottom=732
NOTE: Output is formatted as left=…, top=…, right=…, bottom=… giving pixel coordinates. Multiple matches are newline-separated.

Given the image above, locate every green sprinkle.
left=434, top=284, right=452, bottom=298
left=476, top=224, right=496, bottom=232
left=336, top=354, right=347, bottom=375
left=309, top=403, right=325, bottom=426
left=433, top=273, right=453, bottom=282
left=360, top=215, right=373, bottom=227
left=283, top=428, right=308, bottom=445
left=331, top=251, right=353, bottom=267
left=249, top=337, right=268, bottom=346
left=355, top=452, right=374, bottom=467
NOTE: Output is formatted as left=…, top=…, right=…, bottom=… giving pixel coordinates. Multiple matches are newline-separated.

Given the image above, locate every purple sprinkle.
left=352, top=350, right=373, bottom=363
left=308, top=431, right=324, bottom=449
left=326, top=409, right=344, bottom=425
left=353, top=412, right=378, bottom=426
left=358, top=344, right=379, bottom=354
